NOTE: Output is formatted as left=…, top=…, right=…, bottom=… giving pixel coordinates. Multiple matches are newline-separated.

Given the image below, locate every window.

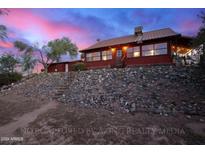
left=127, top=48, right=133, bottom=58
left=86, top=52, right=101, bottom=62
left=102, top=50, right=112, bottom=60
left=133, top=47, right=140, bottom=57
left=86, top=53, right=92, bottom=61
left=116, top=50, right=122, bottom=57
left=127, top=46, right=140, bottom=58
left=154, top=43, right=167, bottom=55
left=142, top=43, right=167, bottom=56
left=142, top=44, right=154, bottom=56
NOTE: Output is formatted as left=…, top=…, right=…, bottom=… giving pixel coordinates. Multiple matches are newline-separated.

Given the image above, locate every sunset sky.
left=0, top=8, right=205, bottom=65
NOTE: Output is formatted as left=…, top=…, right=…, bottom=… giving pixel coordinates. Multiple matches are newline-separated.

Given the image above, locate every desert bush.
left=0, top=72, right=22, bottom=87
left=72, top=62, right=86, bottom=71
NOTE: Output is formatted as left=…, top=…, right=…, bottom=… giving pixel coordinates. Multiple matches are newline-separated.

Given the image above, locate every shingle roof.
left=80, top=28, right=179, bottom=52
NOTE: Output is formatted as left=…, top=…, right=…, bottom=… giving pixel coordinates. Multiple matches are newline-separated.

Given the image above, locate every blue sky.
left=0, top=8, right=204, bottom=60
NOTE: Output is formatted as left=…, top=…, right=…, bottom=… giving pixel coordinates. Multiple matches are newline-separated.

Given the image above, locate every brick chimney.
left=134, top=26, right=143, bottom=35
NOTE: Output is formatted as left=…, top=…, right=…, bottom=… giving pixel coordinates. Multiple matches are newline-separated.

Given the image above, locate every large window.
left=142, top=44, right=154, bottom=56
left=127, top=46, right=140, bottom=58
left=154, top=43, right=167, bottom=55
left=142, top=43, right=167, bottom=56
left=86, top=52, right=101, bottom=62
left=102, top=50, right=112, bottom=60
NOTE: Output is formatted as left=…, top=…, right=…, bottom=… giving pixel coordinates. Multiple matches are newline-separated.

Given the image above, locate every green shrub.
left=72, top=62, right=86, bottom=71
left=0, top=72, right=23, bottom=87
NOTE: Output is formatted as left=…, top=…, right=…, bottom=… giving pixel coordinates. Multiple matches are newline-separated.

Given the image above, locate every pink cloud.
left=77, top=42, right=91, bottom=50
left=1, top=9, right=89, bottom=42
left=179, top=20, right=201, bottom=35
left=7, top=31, right=17, bottom=38
left=0, top=41, right=13, bottom=48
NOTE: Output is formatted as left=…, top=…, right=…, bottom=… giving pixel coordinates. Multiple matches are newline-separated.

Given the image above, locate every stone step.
left=52, top=73, right=76, bottom=101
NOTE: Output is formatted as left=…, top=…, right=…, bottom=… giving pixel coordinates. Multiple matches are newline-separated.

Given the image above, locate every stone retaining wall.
left=60, top=65, right=205, bottom=116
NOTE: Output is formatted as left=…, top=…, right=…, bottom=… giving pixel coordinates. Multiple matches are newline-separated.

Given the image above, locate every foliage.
left=0, top=9, right=9, bottom=15
left=192, top=12, right=205, bottom=67
left=47, top=37, right=78, bottom=62
left=35, top=37, right=78, bottom=73
left=0, top=54, right=19, bottom=73
left=21, top=54, right=37, bottom=76
left=0, top=72, right=22, bottom=87
left=193, top=12, right=205, bottom=47
left=0, top=9, right=9, bottom=40
left=14, top=40, right=37, bottom=76
left=14, top=37, right=78, bottom=73
left=14, top=41, right=33, bottom=54
left=0, top=25, right=7, bottom=40
left=72, top=62, right=86, bottom=71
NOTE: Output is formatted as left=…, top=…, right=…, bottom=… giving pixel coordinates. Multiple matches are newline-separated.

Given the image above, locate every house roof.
left=80, top=28, right=180, bottom=52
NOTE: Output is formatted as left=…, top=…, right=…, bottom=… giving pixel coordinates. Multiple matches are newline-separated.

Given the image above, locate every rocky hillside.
left=59, top=65, right=205, bottom=116
left=0, top=73, right=68, bottom=101
left=1, top=65, right=205, bottom=117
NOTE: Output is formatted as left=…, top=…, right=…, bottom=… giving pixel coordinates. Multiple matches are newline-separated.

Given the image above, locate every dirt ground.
left=0, top=94, right=47, bottom=126
left=0, top=94, right=204, bottom=145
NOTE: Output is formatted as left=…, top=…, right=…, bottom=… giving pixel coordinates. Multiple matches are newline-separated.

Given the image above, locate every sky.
left=0, top=8, right=205, bottom=72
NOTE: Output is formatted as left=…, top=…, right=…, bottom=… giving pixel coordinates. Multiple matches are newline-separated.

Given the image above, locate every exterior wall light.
left=123, top=46, right=128, bottom=50
left=111, top=48, right=116, bottom=52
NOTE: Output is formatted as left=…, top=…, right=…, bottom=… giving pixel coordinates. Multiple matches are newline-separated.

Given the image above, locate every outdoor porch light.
left=172, top=45, right=176, bottom=49
left=123, top=46, right=128, bottom=50
left=111, top=48, right=116, bottom=52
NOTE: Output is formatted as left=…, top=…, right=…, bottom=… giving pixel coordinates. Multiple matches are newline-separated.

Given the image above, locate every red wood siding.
left=48, top=63, right=65, bottom=72
left=125, top=55, right=172, bottom=66
left=85, top=60, right=114, bottom=69
left=48, top=61, right=82, bottom=73
left=84, top=54, right=172, bottom=69
left=82, top=41, right=173, bottom=69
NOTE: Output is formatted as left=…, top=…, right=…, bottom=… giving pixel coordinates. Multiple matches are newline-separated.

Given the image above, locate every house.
left=48, top=26, right=192, bottom=72
left=47, top=60, right=82, bottom=73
